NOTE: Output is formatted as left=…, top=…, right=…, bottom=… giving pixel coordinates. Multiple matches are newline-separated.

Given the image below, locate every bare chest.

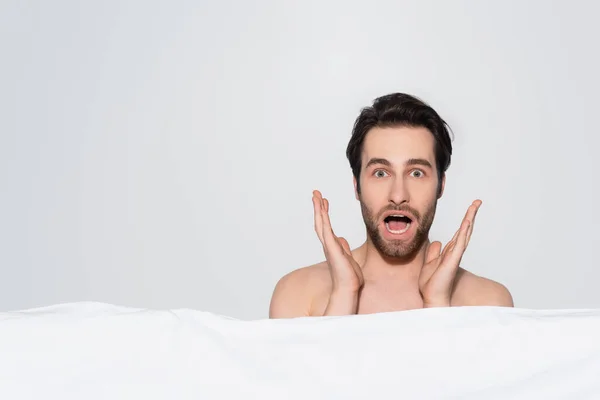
left=356, top=283, right=424, bottom=314
left=312, top=281, right=424, bottom=316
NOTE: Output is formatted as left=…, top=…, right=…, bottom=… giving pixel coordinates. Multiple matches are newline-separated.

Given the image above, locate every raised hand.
left=419, top=200, right=482, bottom=307
left=313, top=190, right=364, bottom=295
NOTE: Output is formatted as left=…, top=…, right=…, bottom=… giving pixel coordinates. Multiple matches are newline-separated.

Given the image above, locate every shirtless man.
left=269, top=92, right=513, bottom=318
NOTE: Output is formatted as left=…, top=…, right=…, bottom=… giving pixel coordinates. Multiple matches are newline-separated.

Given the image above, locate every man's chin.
left=380, top=243, right=420, bottom=260
left=373, top=234, right=423, bottom=260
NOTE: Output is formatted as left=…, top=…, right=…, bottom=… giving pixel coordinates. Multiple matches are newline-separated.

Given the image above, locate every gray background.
left=2, top=1, right=599, bottom=320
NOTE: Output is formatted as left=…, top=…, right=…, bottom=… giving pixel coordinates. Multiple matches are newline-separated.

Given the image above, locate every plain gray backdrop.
left=2, top=1, right=599, bottom=319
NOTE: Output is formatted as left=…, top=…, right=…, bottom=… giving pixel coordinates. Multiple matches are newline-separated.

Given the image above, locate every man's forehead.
left=361, top=126, right=436, bottom=164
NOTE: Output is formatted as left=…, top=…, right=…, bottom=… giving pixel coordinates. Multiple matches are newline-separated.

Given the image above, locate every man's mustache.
left=378, top=205, right=421, bottom=221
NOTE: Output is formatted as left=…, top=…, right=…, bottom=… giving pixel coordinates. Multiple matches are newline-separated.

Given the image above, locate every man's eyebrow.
left=365, top=158, right=392, bottom=169
left=365, top=157, right=433, bottom=169
left=406, top=158, right=433, bottom=169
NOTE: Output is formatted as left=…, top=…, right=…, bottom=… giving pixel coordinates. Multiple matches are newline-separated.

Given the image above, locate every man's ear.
left=353, top=176, right=359, bottom=201
left=437, top=174, right=446, bottom=199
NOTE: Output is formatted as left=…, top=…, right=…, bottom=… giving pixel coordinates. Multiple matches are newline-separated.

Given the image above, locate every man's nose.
left=388, top=177, right=409, bottom=205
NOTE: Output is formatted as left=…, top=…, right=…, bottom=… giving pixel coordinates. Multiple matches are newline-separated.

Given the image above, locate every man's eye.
left=374, top=170, right=388, bottom=178
left=410, top=170, right=424, bottom=178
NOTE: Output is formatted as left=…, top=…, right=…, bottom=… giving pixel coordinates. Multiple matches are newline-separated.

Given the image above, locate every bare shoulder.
left=451, top=268, right=514, bottom=307
left=268, top=262, right=331, bottom=319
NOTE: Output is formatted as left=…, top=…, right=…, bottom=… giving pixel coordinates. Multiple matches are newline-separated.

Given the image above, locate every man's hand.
left=419, top=200, right=482, bottom=308
left=313, top=190, right=364, bottom=315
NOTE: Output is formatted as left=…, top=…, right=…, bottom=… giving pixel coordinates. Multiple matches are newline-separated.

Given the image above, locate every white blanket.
left=1, top=302, right=599, bottom=399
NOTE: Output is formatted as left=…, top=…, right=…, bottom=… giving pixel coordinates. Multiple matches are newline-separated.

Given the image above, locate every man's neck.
left=358, top=238, right=430, bottom=281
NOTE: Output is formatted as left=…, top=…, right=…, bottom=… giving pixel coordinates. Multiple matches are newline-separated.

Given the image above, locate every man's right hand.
left=313, top=190, right=364, bottom=315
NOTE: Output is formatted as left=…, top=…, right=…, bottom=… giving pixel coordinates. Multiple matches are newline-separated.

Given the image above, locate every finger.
left=320, top=195, right=338, bottom=248
left=312, top=191, right=324, bottom=244
left=443, top=200, right=481, bottom=258
left=449, top=218, right=470, bottom=261
left=320, top=195, right=330, bottom=237
left=460, top=200, right=480, bottom=234
left=441, top=216, right=468, bottom=260
left=441, top=230, right=459, bottom=259
left=465, top=222, right=473, bottom=248
left=466, top=200, right=482, bottom=247
left=317, top=190, right=326, bottom=214
left=449, top=227, right=460, bottom=246
left=434, top=220, right=470, bottom=281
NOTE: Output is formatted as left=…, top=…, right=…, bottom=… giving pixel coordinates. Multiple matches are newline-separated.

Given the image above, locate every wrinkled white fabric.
left=0, top=302, right=599, bottom=399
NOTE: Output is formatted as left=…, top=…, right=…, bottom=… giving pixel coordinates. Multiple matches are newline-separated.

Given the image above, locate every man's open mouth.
left=384, top=214, right=412, bottom=234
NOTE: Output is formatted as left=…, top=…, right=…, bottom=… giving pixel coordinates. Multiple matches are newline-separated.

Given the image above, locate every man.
left=269, top=93, right=513, bottom=318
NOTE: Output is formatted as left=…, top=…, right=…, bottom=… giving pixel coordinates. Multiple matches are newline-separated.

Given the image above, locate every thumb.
left=426, top=241, right=442, bottom=264
left=337, top=237, right=352, bottom=256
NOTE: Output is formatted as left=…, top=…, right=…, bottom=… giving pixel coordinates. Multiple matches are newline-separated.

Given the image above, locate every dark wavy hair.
left=346, top=92, right=453, bottom=196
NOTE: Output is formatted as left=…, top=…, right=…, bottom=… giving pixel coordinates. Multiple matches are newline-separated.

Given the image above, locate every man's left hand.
left=419, top=200, right=482, bottom=307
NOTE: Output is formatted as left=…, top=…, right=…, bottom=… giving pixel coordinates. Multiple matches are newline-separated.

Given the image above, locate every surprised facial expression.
left=356, top=126, right=444, bottom=259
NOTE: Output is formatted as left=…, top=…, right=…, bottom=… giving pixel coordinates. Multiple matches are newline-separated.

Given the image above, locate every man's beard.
left=360, top=198, right=437, bottom=260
